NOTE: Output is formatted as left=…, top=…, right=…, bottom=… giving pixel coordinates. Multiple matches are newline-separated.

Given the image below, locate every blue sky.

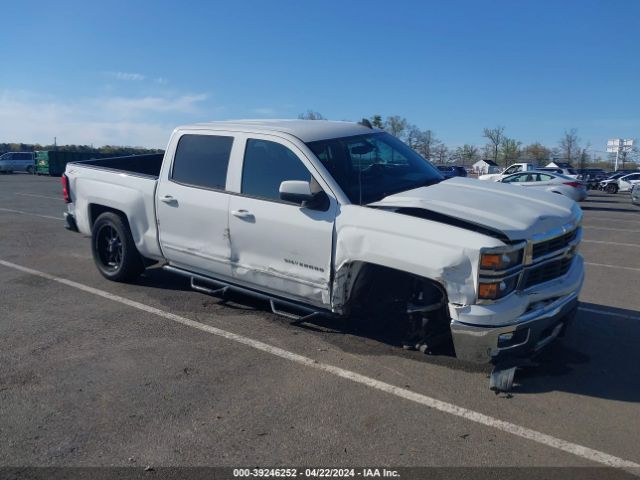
left=1, top=0, right=639, bottom=152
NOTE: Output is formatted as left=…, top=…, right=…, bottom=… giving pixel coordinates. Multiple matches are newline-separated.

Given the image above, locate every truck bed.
left=73, top=153, right=164, bottom=178
left=65, top=157, right=164, bottom=260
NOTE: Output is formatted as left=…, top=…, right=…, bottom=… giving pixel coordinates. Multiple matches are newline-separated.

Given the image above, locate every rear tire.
left=91, top=212, right=144, bottom=282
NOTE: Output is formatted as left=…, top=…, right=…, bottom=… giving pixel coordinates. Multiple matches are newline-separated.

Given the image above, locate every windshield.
left=306, top=132, right=443, bottom=204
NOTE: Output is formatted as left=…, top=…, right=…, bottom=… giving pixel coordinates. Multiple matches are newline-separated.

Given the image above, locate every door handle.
left=160, top=195, right=177, bottom=204
left=231, top=209, right=253, bottom=219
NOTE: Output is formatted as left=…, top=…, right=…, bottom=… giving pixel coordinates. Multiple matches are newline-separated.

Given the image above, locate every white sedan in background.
left=617, top=172, right=640, bottom=192
left=498, top=171, right=588, bottom=202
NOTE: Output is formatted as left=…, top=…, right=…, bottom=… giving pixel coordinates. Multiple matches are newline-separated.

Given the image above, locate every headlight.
left=479, top=249, right=523, bottom=272
left=478, top=275, right=519, bottom=300
left=477, top=244, right=525, bottom=302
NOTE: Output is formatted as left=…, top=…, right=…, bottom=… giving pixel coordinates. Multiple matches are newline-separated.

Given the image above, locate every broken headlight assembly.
left=477, top=244, right=525, bottom=302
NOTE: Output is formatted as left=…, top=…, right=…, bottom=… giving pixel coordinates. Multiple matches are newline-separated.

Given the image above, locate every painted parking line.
left=585, top=262, right=640, bottom=272
left=0, top=258, right=638, bottom=473
left=582, top=240, right=640, bottom=248
left=0, top=207, right=63, bottom=221
left=584, top=217, right=640, bottom=224
left=583, top=226, right=640, bottom=233
left=15, top=192, right=63, bottom=201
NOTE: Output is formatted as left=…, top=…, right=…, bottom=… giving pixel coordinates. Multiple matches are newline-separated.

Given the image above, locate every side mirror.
left=279, top=180, right=314, bottom=203
left=279, top=180, right=328, bottom=210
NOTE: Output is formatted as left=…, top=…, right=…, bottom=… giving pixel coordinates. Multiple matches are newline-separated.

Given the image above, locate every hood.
left=367, top=177, right=582, bottom=240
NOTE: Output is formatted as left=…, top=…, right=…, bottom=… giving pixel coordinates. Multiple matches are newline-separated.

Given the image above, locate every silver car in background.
left=0, top=152, right=35, bottom=174
left=499, top=170, right=588, bottom=202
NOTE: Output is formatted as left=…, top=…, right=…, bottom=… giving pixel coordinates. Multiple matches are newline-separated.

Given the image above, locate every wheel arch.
left=88, top=204, right=157, bottom=266
left=332, top=260, right=449, bottom=315
left=88, top=204, right=131, bottom=230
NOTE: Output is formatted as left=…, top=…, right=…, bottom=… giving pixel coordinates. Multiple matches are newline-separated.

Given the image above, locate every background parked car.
left=0, top=152, right=35, bottom=174
left=477, top=162, right=536, bottom=181
left=599, top=172, right=626, bottom=193
left=436, top=165, right=467, bottom=179
left=631, top=184, right=640, bottom=206
left=576, top=168, right=607, bottom=189
left=600, top=172, right=640, bottom=193
left=499, top=170, right=587, bottom=202
left=617, top=172, right=640, bottom=193
left=537, top=166, right=579, bottom=179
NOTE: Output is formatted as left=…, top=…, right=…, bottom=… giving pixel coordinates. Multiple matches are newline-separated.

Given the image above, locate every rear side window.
left=241, top=139, right=310, bottom=201
left=171, top=134, right=233, bottom=190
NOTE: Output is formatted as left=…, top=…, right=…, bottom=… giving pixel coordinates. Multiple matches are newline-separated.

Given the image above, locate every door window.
left=241, top=139, right=311, bottom=201
left=503, top=173, right=529, bottom=183
left=171, top=134, right=233, bottom=190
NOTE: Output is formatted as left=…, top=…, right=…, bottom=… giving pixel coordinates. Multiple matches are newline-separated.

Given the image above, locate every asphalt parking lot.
left=1, top=174, right=640, bottom=473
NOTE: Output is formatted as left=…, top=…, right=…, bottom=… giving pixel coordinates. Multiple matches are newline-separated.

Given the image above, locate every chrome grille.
left=531, top=228, right=578, bottom=261
left=521, top=256, right=573, bottom=289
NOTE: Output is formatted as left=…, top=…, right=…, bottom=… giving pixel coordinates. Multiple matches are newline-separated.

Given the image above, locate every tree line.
left=0, top=143, right=163, bottom=157
left=298, top=111, right=638, bottom=170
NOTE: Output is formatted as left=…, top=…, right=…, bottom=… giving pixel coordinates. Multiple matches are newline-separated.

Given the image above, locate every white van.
left=0, top=152, right=36, bottom=174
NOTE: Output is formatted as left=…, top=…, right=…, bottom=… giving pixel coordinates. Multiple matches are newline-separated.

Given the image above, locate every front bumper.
left=450, top=255, right=584, bottom=364
left=450, top=292, right=578, bottom=364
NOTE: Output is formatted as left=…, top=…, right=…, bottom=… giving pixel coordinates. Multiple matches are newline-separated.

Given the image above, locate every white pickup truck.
left=478, top=162, right=538, bottom=182
left=63, top=120, right=584, bottom=386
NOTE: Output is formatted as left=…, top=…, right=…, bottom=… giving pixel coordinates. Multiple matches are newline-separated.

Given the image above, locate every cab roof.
left=177, top=119, right=381, bottom=143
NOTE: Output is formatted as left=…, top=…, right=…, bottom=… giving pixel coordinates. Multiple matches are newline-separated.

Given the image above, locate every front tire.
left=606, top=183, right=618, bottom=194
left=91, top=212, right=144, bottom=282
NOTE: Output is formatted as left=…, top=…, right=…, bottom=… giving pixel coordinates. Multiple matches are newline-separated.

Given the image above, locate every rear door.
left=502, top=172, right=530, bottom=185
left=227, top=135, right=337, bottom=307
left=156, top=132, right=237, bottom=280
left=16, top=153, right=33, bottom=171
left=533, top=173, right=555, bottom=186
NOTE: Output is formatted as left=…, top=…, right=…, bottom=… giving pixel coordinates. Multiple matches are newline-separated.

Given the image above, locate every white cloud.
left=109, top=71, right=146, bottom=81
left=101, top=93, right=209, bottom=118
left=0, top=90, right=210, bottom=148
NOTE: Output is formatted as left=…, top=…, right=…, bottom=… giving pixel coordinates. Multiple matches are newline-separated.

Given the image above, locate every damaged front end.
left=331, top=195, right=584, bottom=380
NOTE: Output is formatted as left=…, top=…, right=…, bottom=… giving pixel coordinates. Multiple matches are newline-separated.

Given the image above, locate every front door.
left=619, top=173, right=640, bottom=192
left=228, top=137, right=336, bottom=307
left=156, top=133, right=235, bottom=279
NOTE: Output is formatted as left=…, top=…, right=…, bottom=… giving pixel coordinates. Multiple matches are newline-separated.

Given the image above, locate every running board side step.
left=164, top=265, right=332, bottom=324
left=190, top=277, right=229, bottom=297
left=269, top=300, right=323, bottom=325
